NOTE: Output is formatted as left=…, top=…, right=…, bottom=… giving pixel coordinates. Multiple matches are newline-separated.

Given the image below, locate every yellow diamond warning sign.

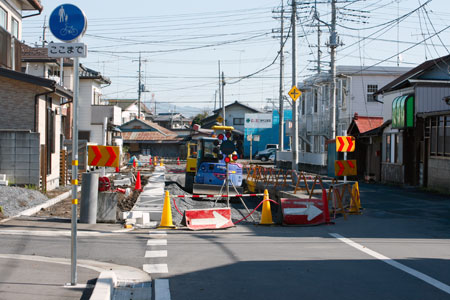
left=288, top=86, right=301, bottom=102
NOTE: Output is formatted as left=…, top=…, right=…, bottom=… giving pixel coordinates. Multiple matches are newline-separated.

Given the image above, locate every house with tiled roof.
left=119, top=118, right=183, bottom=157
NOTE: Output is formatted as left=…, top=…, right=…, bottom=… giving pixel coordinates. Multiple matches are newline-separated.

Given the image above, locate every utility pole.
left=133, top=53, right=147, bottom=119
left=291, top=0, right=299, bottom=171
left=278, top=0, right=285, bottom=151
left=214, top=90, right=217, bottom=111
left=138, top=52, right=142, bottom=119
left=218, top=60, right=222, bottom=121
left=221, top=71, right=226, bottom=126
left=315, top=3, right=322, bottom=74
left=42, top=16, right=47, bottom=47
left=330, top=0, right=338, bottom=139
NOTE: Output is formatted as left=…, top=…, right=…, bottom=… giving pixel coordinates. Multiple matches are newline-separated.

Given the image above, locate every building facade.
left=298, top=66, right=410, bottom=173
left=376, top=55, right=450, bottom=192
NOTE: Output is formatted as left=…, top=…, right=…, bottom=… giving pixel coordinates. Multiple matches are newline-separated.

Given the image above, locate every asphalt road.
left=0, top=182, right=449, bottom=300
left=159, top=183, right=450, bottom=300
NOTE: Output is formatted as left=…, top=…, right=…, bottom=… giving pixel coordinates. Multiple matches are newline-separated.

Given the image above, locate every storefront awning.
left=392, top=94, right=414, bottom=129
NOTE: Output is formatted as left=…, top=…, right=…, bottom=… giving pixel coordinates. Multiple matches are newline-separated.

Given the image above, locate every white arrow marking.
left=284, top=204, right=323, bottom=221
left=191, top=211, right=230, bottom=228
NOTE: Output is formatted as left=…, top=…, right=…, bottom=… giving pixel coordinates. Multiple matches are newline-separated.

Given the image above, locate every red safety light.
left=224, top=156, right=231, bottom=163
left=225, top=131, right=232, bottom=139
left=232, top=154, right=238, bottom=161
left=218, top=133, right=224, bottom=140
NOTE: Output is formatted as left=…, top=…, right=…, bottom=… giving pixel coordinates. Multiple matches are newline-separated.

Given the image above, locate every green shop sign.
left=392, top=95, right=414, bottom=129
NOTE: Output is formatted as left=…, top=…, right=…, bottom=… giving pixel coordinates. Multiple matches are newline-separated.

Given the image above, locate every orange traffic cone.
left=135, top=171, right=142, bottom=191
left=177, top=157, right=180, bottom=165
left=115, top=167, right=120, bottom=173
left=260, top=189, right=274, bottom=225
left=158, top=190, right=176, bottom=228
left=133, top=159, right=137, bottom=169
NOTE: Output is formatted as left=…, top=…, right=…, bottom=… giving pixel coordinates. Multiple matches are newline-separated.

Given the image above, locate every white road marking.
left=149, top=231, right=167, bottom=238
left=147, top=239, right=167, bottom=246
left=154, top=279, right=171, bottom=300
left=143, top=264, right=168, bottom=273
left=330, top=233, right=450, bottom=295
left=0, top=230, right=121, bottom=237
left=145, top=250, right=167, bottom=258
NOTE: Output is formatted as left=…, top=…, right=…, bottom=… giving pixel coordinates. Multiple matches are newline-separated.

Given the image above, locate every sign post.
left=49, top=3, right=87, bottom=286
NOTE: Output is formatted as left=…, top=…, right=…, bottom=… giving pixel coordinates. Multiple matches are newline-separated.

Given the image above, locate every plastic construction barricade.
left=281, top=197, right=327, bottom=226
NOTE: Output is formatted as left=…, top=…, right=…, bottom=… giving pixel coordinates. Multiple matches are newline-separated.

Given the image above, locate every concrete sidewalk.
left=0, top=256, right=97, bottom=300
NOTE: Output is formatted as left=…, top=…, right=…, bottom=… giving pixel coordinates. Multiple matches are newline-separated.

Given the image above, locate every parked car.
left=255, top=148, right=276, bottom=161
left=268, top=153, right=275, bottom=162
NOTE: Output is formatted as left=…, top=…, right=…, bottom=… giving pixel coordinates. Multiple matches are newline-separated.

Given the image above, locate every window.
left=341, top=79, right=347, bottom=107
left=313, top=89, right=318, bottom=113
left=93, top=91, right=101, bottom=105
left=367, top=84, right=378, bottom=102
left=301, top=93, right=305, bottom=115
left=11, top=17, right=18, bottom=38
left=385, top=134, right=391, bottom=162
left=233, top=118, right=244, bottom=125
left=0, top=7, right=6, bottom=30
left=428, top=115, right=450, bottom=157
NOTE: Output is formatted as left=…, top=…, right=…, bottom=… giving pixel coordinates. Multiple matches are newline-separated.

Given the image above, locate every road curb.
left=90, top=271, right=117, bottom=300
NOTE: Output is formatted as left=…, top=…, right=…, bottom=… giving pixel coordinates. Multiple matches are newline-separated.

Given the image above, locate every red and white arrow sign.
left=184, top=208, right=234, bottom=230
left=281, top=198, right=327, bottom=225
left=284, top=204, right=323, bottom=221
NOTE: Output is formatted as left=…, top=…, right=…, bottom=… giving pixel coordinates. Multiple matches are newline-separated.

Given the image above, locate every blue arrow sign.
left=49, top=4, right=87, bottom=42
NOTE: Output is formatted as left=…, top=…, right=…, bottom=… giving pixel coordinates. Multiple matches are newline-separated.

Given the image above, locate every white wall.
left=220, top=105, right=251, bottom=132
left=78, top=81, right=93, bottom=131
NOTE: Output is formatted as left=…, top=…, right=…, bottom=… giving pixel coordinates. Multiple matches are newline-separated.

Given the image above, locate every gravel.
left=0, top=186, right=49, bottom=218
left=165, top=182, right=264, bottom=226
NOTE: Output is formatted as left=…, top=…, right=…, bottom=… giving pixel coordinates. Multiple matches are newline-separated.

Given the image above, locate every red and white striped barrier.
left=175, top=193, right=263, bottom=198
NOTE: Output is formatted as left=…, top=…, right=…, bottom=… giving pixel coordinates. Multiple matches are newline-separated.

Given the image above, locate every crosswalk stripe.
left=147, top=239, right=167, bottom=246
left=145, top=250, right=167, bottom=258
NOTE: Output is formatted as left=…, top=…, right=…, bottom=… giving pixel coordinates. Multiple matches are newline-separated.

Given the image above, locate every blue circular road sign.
left=49, top=4, right=87, bottom=42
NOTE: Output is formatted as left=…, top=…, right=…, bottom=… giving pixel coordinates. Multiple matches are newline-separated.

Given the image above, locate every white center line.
left=330, top=233, right=450, bottom=295
left=143, top=264, right=168, bottom=274
left=147, top=239, right=167, bottom=246
left=145, top=250, right=168, bottom=258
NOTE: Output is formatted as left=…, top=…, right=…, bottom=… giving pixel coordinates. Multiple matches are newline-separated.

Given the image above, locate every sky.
left=21, top=0, right=450, bottom=117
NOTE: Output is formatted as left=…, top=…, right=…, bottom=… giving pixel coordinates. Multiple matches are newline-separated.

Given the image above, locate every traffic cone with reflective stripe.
left=158, top=190, right=176, bottom=229
left=134, top=171, right=142, bottom=191
left=177, top=157, right=180, bottom=165
left=260, top=189, right=274, bottom=225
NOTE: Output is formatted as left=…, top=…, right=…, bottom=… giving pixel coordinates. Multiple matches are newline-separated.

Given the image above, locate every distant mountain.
left=153, top=105, right=212, bottom=118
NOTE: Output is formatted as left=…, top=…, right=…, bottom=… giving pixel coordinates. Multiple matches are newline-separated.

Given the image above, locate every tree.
left=191, top=110, right=210, bottom=126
